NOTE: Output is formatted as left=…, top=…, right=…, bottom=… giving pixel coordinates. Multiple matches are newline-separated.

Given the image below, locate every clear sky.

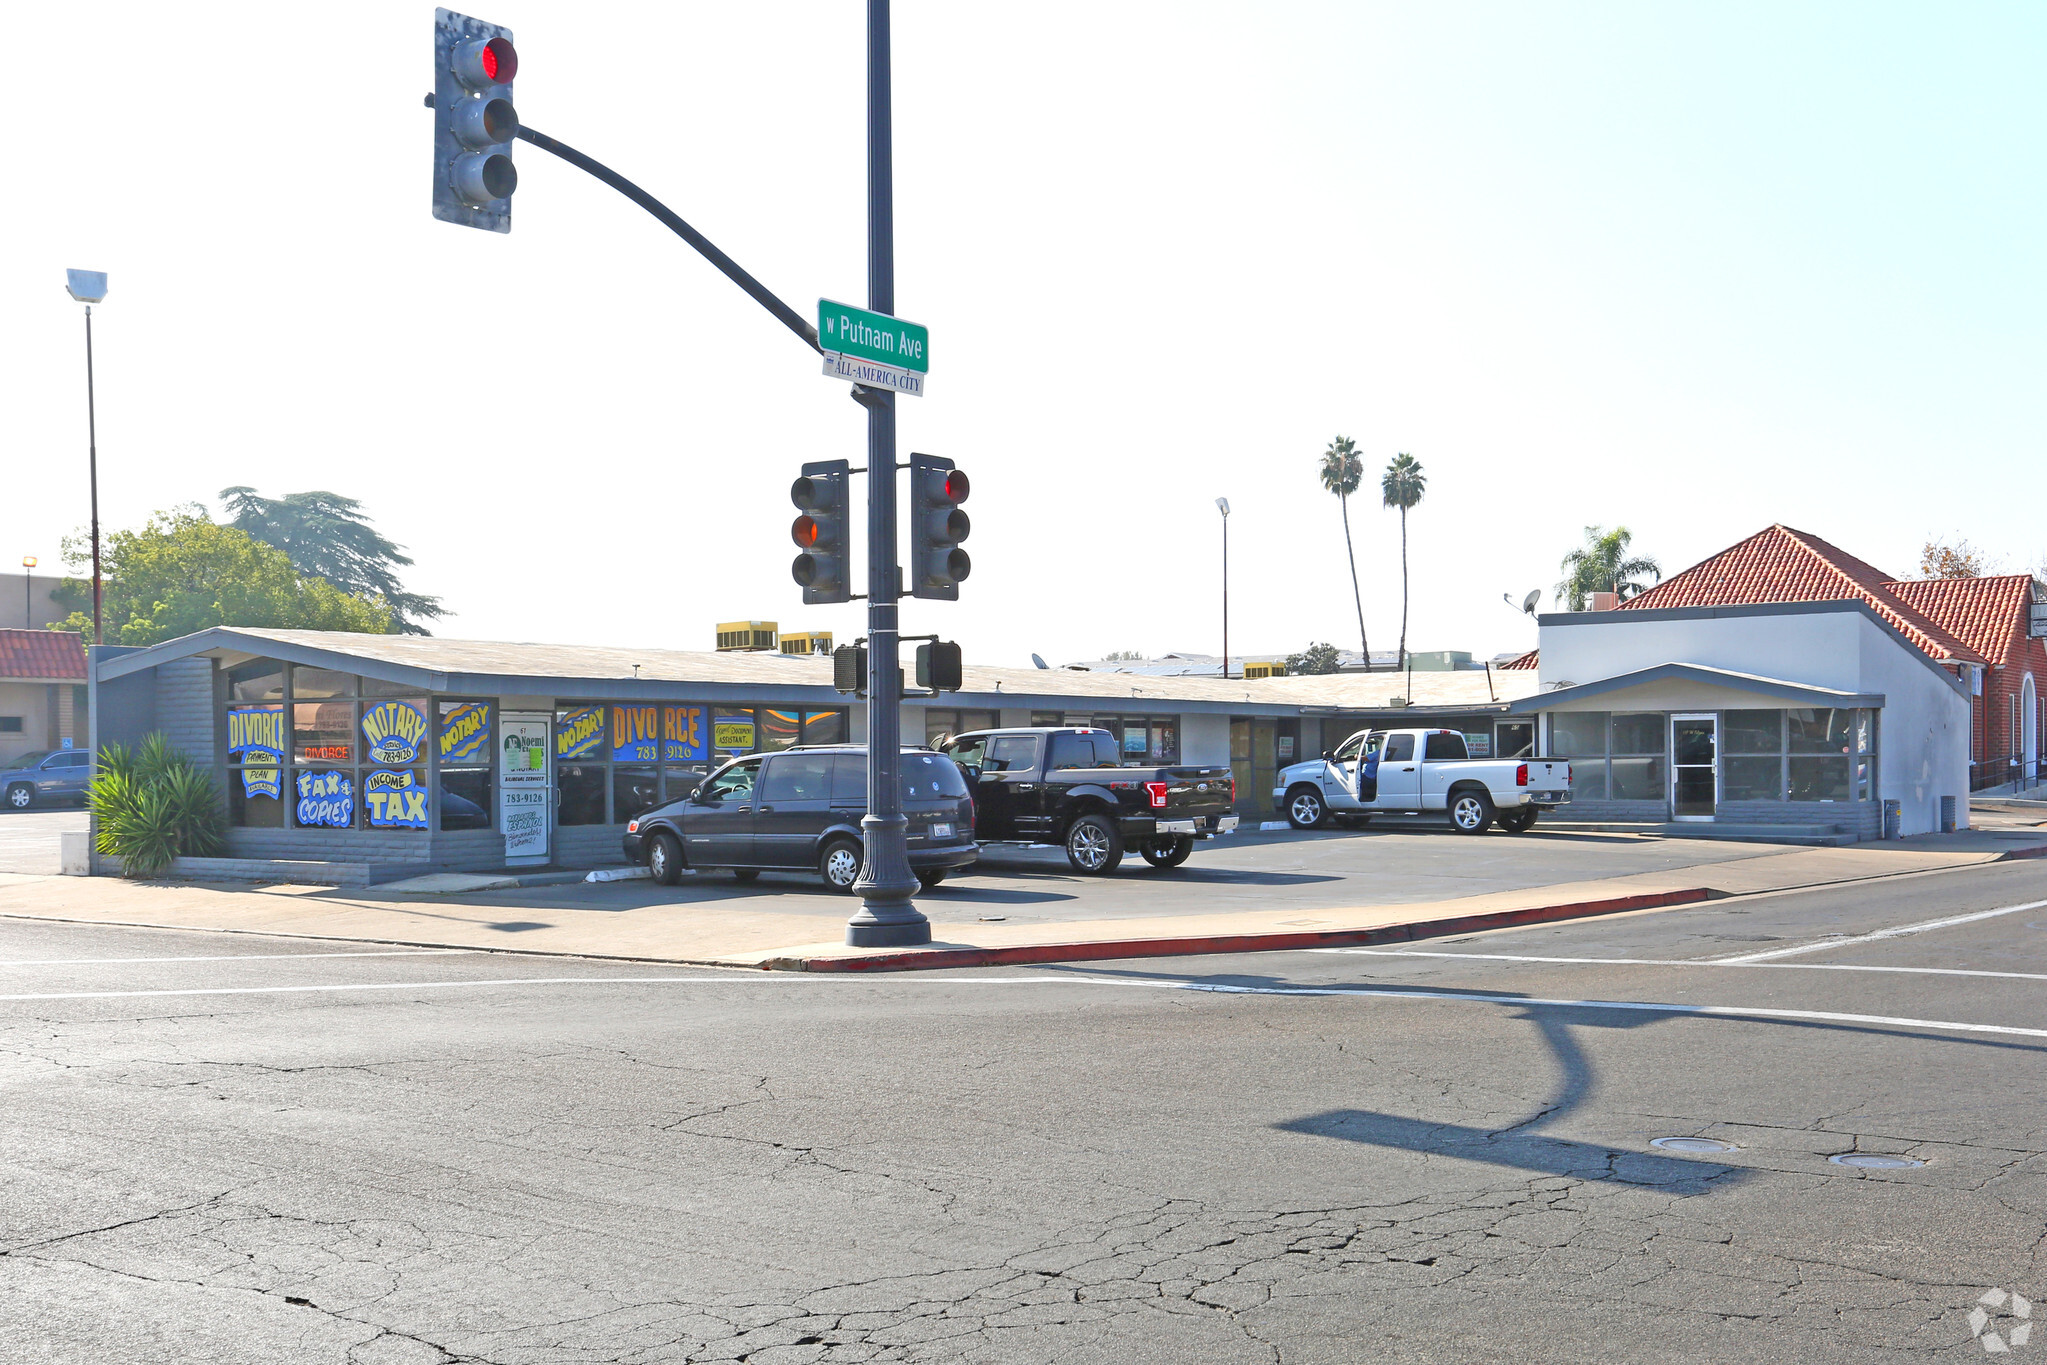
left=4, top=3, right=2041, bottom=665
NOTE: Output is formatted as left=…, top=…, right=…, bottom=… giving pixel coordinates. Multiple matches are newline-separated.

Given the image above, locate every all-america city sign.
left=817, top=298, right=928, bottom=397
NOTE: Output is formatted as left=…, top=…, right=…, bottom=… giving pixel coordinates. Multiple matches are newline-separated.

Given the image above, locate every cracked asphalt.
left=7, top=859, right=2047, bottom=1362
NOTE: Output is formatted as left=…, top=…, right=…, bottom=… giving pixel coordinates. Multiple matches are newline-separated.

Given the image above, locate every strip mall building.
left=80, top=525, right=2013, bottom=876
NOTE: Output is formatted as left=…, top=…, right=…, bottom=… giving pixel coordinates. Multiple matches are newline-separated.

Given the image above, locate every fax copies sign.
left=818, top=298, right=928, bottom=397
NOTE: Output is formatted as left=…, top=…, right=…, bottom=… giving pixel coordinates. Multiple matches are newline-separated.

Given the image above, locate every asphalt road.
left=7, top=858, right=2047, bottom=1362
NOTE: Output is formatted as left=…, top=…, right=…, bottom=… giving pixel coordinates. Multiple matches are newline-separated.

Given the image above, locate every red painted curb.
left=763, top=887, right=1715, bottom=973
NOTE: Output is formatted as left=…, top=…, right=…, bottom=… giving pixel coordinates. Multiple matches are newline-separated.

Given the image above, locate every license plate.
left=929, top=823, right=953, bottom=838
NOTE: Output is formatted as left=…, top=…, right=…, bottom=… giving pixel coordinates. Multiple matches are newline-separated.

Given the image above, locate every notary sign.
left=818, top=298, right=928, bottom=397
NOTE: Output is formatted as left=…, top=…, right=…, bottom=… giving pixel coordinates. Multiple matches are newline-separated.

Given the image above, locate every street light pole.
left=65, top=270, right=108, bottom=647
left=845, top=0, right=928, bottom=948
left=20, top=556, right=34, bottom=628
left=1216, top=497, right=1231, bottom=680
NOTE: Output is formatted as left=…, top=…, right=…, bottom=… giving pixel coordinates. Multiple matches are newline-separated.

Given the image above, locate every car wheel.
left=4, top=784, right=32, bottom=812
left=732, top=868, right=761, bottom=884
left=1140, top=835, right=1194, bottom=869
left=915, top=868, right=947, bottom=889
left=1285, top=785, right=1327, bottom=830
left=647, top=832, right=682, bottom=885
left=1498, top=807, right=1538, bottom=834
left=1063, top=813, right=1124, bottom=874
left=819, top=837, right=862, bottom=894
left=1448, top=788, right=1495, bottom=834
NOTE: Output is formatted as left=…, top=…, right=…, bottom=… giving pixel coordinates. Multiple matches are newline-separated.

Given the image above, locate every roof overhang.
left=1508, top=663, right=1884, bottom=714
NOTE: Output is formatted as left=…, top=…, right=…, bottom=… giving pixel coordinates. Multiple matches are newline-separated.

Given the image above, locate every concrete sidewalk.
left=0, top=834, right=2032, bottom=972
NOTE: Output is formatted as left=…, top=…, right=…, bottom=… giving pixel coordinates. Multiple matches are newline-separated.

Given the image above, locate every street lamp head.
left=21, top=556, right=36, bottom=569
left=65, top=269, right=108, bottom=304
left=1215, top=497, right=1231, bottom=517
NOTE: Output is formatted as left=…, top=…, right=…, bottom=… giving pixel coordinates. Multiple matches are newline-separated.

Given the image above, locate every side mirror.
left=962, top=763, right=983, bottom=781
left=1321, top=750, right=1332, bottom=761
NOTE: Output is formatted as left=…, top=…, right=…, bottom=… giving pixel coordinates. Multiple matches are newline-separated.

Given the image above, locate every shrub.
left=89, top=734, right=226, bottom=877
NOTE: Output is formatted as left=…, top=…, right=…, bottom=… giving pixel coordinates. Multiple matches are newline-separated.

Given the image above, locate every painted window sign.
left=364, top=769, right=430, bottom=828
left=714, top=715, right=756, bottom=753
left=611, top=704, right=659, bottom=762
left=557, top=706, right=605, bottom=758
left=294, top=769, right=354, bottom=828
left=663, top=706, right=707, bottom=762
left=362, top=700, right=428, bottom=766
left=439, top=702, right=492, bottom=765
left=227, top=705, right=285, bottom=799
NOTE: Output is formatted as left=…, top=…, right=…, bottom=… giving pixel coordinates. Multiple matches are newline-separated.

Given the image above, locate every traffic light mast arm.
left=514, top=123, right=822, bottom=355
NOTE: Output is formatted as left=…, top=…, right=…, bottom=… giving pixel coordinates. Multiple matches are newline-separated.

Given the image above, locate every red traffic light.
left=791, top=515, right=821, bottom=549
left=943, top=469, right=969, bottom=503
left=455, top=35, right=518, bottom=89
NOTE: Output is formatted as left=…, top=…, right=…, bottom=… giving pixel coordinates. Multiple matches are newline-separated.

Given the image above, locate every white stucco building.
left=1512, top=601, right=1971, bottom=837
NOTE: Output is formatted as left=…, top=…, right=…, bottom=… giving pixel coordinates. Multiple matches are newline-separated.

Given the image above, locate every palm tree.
left=1557, top=525, right=1661, bottom=610
left=1318, top=436, right=1369, bottom=669
left=1380, top=453, right=1426, bottom=670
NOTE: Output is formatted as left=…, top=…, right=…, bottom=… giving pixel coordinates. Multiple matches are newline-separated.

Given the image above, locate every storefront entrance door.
left=499, top=712, right=554, bottom=865
left=1671, top=714, right=1716, bottom=820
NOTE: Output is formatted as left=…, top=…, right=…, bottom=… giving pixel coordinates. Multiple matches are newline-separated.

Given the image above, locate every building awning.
left=1507, top=663, right=1883, bottom=714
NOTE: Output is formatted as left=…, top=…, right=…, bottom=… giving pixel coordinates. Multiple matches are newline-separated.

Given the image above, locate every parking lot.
left=0, top=809, right=82, bottom=876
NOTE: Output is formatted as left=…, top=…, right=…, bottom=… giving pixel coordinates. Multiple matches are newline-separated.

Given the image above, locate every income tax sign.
left=818, top=298, right=928, bottom=397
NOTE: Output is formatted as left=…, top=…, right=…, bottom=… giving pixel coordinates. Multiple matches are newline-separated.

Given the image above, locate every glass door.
left=1671, top=714, right=1717, bottom=820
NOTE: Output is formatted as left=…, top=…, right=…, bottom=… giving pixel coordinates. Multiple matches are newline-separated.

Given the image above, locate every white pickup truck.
left=1273, top=727, right=1572, bottom=834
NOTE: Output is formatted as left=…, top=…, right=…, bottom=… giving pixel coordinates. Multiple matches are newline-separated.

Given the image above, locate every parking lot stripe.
left=1708, top=898, right=2047, bottom=963
left=0, top=949, right=479, bottom=967
left=4, top=972, right=2046, bottom=1043
left=1313, top=947, right=2047, bottom=983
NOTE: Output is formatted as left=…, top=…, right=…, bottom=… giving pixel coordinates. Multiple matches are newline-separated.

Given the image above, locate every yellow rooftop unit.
left=780, top=630, right=832, bottom=656
left=715, top=621, right=778, bottom=652
left=1243, top=661, right=1286, bottom=679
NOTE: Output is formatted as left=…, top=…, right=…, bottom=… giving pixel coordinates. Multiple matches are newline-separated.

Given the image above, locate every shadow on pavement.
left=1274, top=1110, right=1748, bottom=1189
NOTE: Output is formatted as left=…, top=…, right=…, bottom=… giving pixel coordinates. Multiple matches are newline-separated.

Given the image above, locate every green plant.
left=1318, top=436, right=1370, bottom=669
left=1284, top=642, right=1344, bottom=675
left=1558, top=525, right=1661, bottom=611
left=88, top=734, right=226, bottom=877
left=1381, top=453, right=1427, bottom=670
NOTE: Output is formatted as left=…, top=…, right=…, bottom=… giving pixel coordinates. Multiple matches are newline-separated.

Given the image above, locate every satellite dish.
left=1031, top=653, right=1049, bottom=670
left=1521, top=589, right=1542, bottom=615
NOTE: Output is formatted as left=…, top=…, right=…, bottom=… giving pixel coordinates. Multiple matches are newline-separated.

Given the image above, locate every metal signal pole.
left=846, top=0, right=928, bottom=946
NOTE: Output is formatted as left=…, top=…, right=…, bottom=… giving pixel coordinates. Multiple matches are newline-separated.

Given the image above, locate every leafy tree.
left=1284, top=642, right=1343, bottom=675
left=1380, top=453, right=1427, bottom=670
left=1918, top=537, right=1992, bottom=580
left=1558, top=525, right=1661, bottom=610
left=53, top=507, right=392, bottom=646
left=1102, top=649, right=1147, bottom=661
left=220, top=487, right=444, bottom=634
left=1318, top=435, right=1370, bottom=669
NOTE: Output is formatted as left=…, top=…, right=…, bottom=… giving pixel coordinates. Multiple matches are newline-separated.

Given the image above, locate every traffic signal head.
left=433, top=10, right=519, bottom=232
left=790, top=459, right=852, bottom=604
left=916, top=641, right=963, bottom=692
left=910, top=453, right=971, bottom=601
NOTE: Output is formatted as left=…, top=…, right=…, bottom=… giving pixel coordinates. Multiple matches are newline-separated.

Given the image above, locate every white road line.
left=0, top=950, right=478, bottom=967
left=1312, top=947, right=2047, bottom=983
left=1709, top=897, right=2047, bottom=963
left=2, top=972, right=2045, bottom=1042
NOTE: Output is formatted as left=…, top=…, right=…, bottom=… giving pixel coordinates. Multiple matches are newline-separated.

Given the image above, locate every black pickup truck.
left=937, top=727, right=1239, bottom=874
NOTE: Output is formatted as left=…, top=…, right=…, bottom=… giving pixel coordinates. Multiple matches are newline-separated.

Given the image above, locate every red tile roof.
left=1498, top=648, right=1540, bottom=670
left=1885, top=575, right=2036, bottom=670
left=0, top=629, right=87, bottom=681
left=1617, top=525, right=1984, bottom=665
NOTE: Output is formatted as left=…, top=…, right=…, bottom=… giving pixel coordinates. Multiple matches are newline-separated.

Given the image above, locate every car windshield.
left=11, top=751, right=51, bottom=770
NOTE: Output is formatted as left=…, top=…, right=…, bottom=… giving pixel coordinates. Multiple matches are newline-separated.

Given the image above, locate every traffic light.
left=916, top=641, right=962, bottom=692
left=432, top=10, right=519, bottom=232
left=790, top=459, right=852, bottom=605
left=833, top=643, right=867, bottom=696
left=909, top=453, right=971, bottom=600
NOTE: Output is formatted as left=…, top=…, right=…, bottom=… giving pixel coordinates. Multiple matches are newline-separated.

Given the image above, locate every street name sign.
left=818, top=298, right=928, bottom=397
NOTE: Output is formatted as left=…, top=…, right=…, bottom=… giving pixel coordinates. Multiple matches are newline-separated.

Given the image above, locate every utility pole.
left=65, top=271, right=110, bottom=645
left=845, top=0, right=929, bottom=947
left=1216, top=497, right=1231, bottom=680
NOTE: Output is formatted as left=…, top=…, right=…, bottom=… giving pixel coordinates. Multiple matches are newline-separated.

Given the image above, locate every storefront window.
left=762, top=708, right=802, bottom=751
left=290, top=667, right=353, bottom=700
left=1788, top=756, right=1852, bottom=801
left=924, top=709, right=999, bottom=748
left=558, top=762, right=606, bottom=825
left=714, top=710, right=757, bottom=757
left=293, top=702, right=354, bottom=765
left=802, top=709, right=847, bottom=746
left=227, top=659, right=284, bottom=703
left=612, top=765, right=659, bottom=823
left=1550, top=713, right=1608, bottom=800
left=1722, top=709, right=1784, bottom=801
left=1788, top=708, right=1856, bottom=754
left=438, top=701, right=494, bottom=831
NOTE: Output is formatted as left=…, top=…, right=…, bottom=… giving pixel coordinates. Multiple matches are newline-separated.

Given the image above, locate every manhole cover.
left=1651, top=1136, right=1736, bottom=1154
left=1829, top=1153, right=1924, bottom=1169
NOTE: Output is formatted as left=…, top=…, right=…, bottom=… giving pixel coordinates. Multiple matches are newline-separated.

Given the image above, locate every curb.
left=754, top=887, right=1717, bottom=973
